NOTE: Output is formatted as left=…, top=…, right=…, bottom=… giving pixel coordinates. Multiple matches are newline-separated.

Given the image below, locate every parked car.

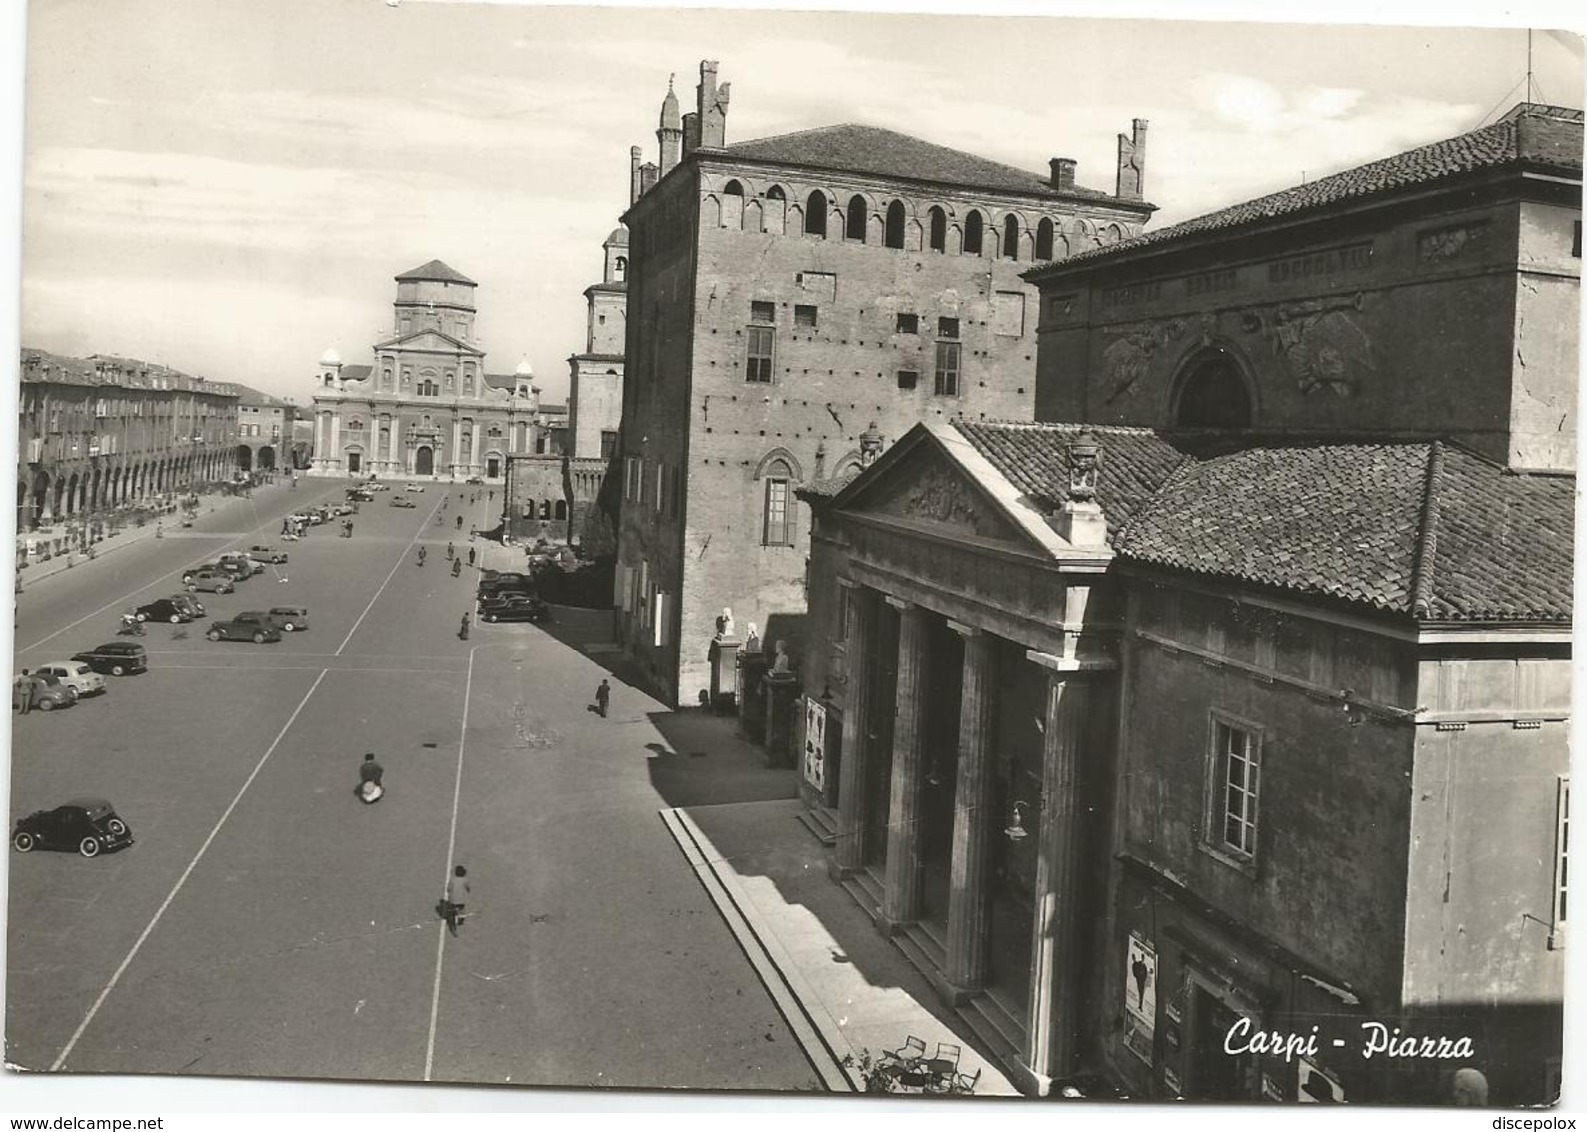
left=71, top=642, right=148, bottom=677
left=248, top=544, right=290, bottom=563
left=465, top=475, right=484, bottom=484
left=267, top=606, right=310, bottom=632
left=288, top=511, right=316, bottom=526
left=32, top=660, right=107, bottom=698
left=206, top=612, right=283, bottom=643
left=390, top=497, right=417, bottom=508
left=16, top=673, right=76, bottom=711
left=479, top=595, right=551, bottom=624
left=404, top=483, right=426, bottom=493
left=184, top=569, right=235, bottom=594
left=12, top=798, right=133, bottom=857
left=134, top=597, right=194, bottom=623
left=479, top=572, right=536, bottom=597
left=217, top=553, right=262, bottom=578
left=167, top=593, right=207, bottom=619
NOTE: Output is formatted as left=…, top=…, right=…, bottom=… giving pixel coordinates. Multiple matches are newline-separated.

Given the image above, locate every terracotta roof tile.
left=395, top=259, right=476, bottom=285
left=1046, top=104, right=1583, bottom=270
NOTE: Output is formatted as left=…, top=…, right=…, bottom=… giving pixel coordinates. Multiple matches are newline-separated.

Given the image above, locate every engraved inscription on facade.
left=1417, top=221, right=1491, bottom=261
left=1266, top=242, right=1374, bottom=284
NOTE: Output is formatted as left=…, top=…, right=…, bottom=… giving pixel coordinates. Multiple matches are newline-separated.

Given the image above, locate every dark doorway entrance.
left=487, top=456, right=500, bottom=478
left=347, top=451, right=362, bottom=474
left=1174, top=352, right=1252, bottom=429
left=258, top=446, right=277, bottom=471
left=862, top=600, right=900, bottom=869
left=415, top=445, right=434, bottom=476
left=235, top=445, right=252, bottom=473
left=1188, top=986, right=1253, bottom=1100
left=919, top=616, right=964, bottom=935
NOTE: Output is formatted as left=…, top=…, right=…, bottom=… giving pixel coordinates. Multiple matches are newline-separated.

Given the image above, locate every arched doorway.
left=258, top=446, right=277, bottom=471
left=1173, top=350, right=1253, bottom=429
left=236, top=445, right=253, bottom=474
left=415, top=445, right=434, bottom=476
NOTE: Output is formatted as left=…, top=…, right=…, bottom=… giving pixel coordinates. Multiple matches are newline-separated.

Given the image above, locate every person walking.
left=417, top=546, right=427, bottom=568
left=14, top=668, right=34, bottom=715
left=595, top=677, right=611, bottom=718
left=451, top=557, right=462, bottom=578
left=443, top=865, right=470, bottom=936
left=467, top=547, right=477, bottom=567
left=459, top=612, right=471, bottom=640
left=455, top=515, right=463, bottom=531
left=446, top=541, right=454, bottom=560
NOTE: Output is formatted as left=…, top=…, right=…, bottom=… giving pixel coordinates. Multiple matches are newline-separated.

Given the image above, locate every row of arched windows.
left=718, top=179, right=1128, bottom=261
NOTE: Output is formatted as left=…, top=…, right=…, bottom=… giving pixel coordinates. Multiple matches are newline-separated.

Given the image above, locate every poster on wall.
left=1298, top=1057, right=1345, bottom=1103
left=1122, top=932, right=1157, bottom=1063
left=803, top=696, right=827, bottom=792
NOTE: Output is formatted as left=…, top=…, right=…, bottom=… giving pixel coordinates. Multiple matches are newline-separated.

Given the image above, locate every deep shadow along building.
left=614, top=61, right=1156, bottom=706
left=797, top=103, right=1578, bottom=1104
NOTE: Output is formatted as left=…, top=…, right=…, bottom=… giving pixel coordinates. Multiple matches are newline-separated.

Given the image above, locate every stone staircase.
left=957, top=990, right=1027, bottom=1071
left=793, top=804, right=838, bottom=846
left=839, top=866, right=884, bottom=925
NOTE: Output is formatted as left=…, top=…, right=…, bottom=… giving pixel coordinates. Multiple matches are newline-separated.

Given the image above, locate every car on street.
left=134, top=597, right=195, bottom=623
left=32, top=661, right=107, bottom=698
left=404, top=483, right=426, bottom=493
left=206, top=612, right=283, bottom=643
left=167, top=593, right=207, bottom=619
left=346, top=489, right=374, bottom=503
left=16, top=673, right=77, bottom=711
left=479, top=595, right=551, bottom=624
left=267, top=606, right=310, bottom=632
left=248, top=544, right=290, bottom=563
left=390, top=497, right=417, bottom=508
left=287, top=511, right=316, bottom=526
left=184, top=569, right=235, bottom=594
left=217, top=553, right=263, bottom=578
left=13, top=798, right=133, bottom=857
left=370, top=482, right=390, bottom=491
left=70, top=642, right=149, bottom=677
left=465, top=475, right=484, bottom=484
left=479, top=571, right=537, bottom=597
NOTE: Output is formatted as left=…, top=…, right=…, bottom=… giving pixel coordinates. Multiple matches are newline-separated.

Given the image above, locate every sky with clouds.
left=13, top=0, right=1585, bottom=405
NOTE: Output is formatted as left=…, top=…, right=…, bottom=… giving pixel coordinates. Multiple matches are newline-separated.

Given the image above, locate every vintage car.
left=216, top=553, right=263, bottom=578
left=16, top=673, right=77, bottom=711
left=390, top=497, right=417, bottom=509
left=71, top=642, right=149, bottom=677
left=267, top=606, right=310, bottom=632
left=465, top=476, right=484, bottom=485
left=206, top=612, right=284, bottom=644
left=167, top=593, right=207, bottom=619
left=32, top=661, right=106, bottom=699
left=13, top=798, right=133, bottom=857
left=404, top=483, right=426, bottom=493
left=184, top=569, right=235, bottom=594
left=479, top=595, right=551, bottom=624
left=248, top=544, right=290, bottom=564
left=134, top=597, right=194, bottom=623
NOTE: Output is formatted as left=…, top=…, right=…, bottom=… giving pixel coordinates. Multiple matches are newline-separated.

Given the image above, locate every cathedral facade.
left=307, top=260, right=561, bottom=480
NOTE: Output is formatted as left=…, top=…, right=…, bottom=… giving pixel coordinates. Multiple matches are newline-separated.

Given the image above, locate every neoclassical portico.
left=808, top=420, right=1129, bottom=1094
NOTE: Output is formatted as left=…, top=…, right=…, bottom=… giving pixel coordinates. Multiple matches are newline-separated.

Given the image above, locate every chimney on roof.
left=1050, top=157, right=1077, bottom=190
left=697, top=59, right=730, bottom=149
left=630, top=146, right=643, bottom=205
left=681, top=111, right=699, bottom=158
left=1116, top=119, right=1148, bottom=200
left=639, top=161, right=659, bottom=196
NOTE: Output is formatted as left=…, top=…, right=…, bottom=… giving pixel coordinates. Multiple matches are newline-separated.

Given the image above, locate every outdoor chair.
left=884, top=1035, right=927, bottom=1067
left=951, top=1066, right=982, bottom=1095
left=931, top=1041, right=962, bottom=1071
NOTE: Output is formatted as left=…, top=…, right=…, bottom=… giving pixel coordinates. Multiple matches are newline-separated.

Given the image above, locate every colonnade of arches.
left=711, top=177, right=1132, bottom=262
left=521, top=498, right=569, bottom=522
left=15, top=449, right=232, bottom=532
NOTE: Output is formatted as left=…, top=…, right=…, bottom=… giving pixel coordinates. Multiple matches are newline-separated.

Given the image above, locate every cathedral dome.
left=319, top=347, right=342, bottom=367
left=605, top=226, right=629, bottom=246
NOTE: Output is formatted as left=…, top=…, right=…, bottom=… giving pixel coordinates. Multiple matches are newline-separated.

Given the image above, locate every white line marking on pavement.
left=50, top=668, right=331, bottom=1072
left=424, top=645, right=476, bottom=1082
left=334, top=493, right=448, bottom=656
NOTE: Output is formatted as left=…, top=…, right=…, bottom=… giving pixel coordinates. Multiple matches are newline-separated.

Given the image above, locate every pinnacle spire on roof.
left=660, top=74, right=680, bottom=130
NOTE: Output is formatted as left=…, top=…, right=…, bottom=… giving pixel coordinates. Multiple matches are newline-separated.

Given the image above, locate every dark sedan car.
left=71, top=642, right=149, bottom=676
left=167, top=593, right=207, bottom=618
left=134, top=598, right=194, bottom=623
left=478, top=572, right=536, bottom=597
left=479, top=595, right=551, bottom=624
left=13, top=798, right=133, bottom=857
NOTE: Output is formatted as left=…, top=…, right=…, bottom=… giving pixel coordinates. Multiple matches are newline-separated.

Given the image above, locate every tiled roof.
left=19, top=347, right=235, bottom=395
left=482, top=372, right=525, bottom=390
left=339, top=365, right=372, bottom=383
left=1045, top=103, right=1583, bottom=270
left=723, top=124, right=1132, bottom=205
left=1119, top=441, right=1573, bottom=623
left=797, top=468, right=864, bottom=499
left=954, top=420, right=1190, bottom=542
left=395, top=259, right=476, bottom=285
left=231, top=383, right=289, bottom=406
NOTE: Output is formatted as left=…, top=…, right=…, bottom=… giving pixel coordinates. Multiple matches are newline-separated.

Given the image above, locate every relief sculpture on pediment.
left=886, top=463, right=988, bottom=535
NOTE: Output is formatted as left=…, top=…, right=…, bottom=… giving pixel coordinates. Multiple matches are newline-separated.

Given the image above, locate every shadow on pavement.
left=643, top=707, right=800, bottom=810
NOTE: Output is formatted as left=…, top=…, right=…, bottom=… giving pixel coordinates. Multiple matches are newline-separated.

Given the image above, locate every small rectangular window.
left=938, top=316, right=960, bottom=338
left=895, top=313, right=919, bottom=334
left=933, top=343, right=961, bottom=397
left=746, top=326, right=775, bottom=383
left=1207, top=717, right=1261, bottom=862
left=896, top=370, right=919, bottom=391
left=794, top=304, right=818, bottom=329
left=750, top=301, right=776, bottom=323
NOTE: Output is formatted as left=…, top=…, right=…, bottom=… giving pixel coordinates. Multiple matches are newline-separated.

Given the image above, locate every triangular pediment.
left=374, top=329, right=483, bottom=356
left=839, top=437, right=1034, bottom=549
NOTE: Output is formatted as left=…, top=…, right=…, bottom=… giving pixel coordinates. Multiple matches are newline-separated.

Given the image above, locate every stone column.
left=881, top=598, right=928, bottom=929
left=389, top=415, right=401, bottom=473
left=945, top=622, right=995, bottom=995
left=328, top=412, right=340, bottom=471
left=833, top=583, right=874, bottom=875
left=451, top=416, right=462, bottom=476
left=314, top=412, right=326, bottom=469
left=470, top=419, right=480, bottom=473
left=1023, top=654, right=1096, bottom=1090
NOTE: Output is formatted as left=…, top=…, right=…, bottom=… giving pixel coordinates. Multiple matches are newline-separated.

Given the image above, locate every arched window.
left=382, top=368, right=393, bottom=387
left=614, top=256, right=627, bottom=281
left=964, top=211, right=984, bottom=255
left=1105, top=223, right=1125, bottom=245
left=1035, top=218, right=1055, bottom=261
left=845, top=195, right=868, bottom=241
left=805, top=190, right=827, bottom=237
left=761, top=458, right=795, bottom=546
left=1002, top=215, right=1020, bottom=259
left=1174, top=352, right=1253, bottom=429
left=884, top=201, right=906, bottom=249
left=928, top=206, right=947, bottom=252
left=417, top=380, right=438, bottom=397
left=554, top=500, right=568, bottom=521
left=766, top=185, right=785, bottom=201
left=724, top=179, right=744, bottom=196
